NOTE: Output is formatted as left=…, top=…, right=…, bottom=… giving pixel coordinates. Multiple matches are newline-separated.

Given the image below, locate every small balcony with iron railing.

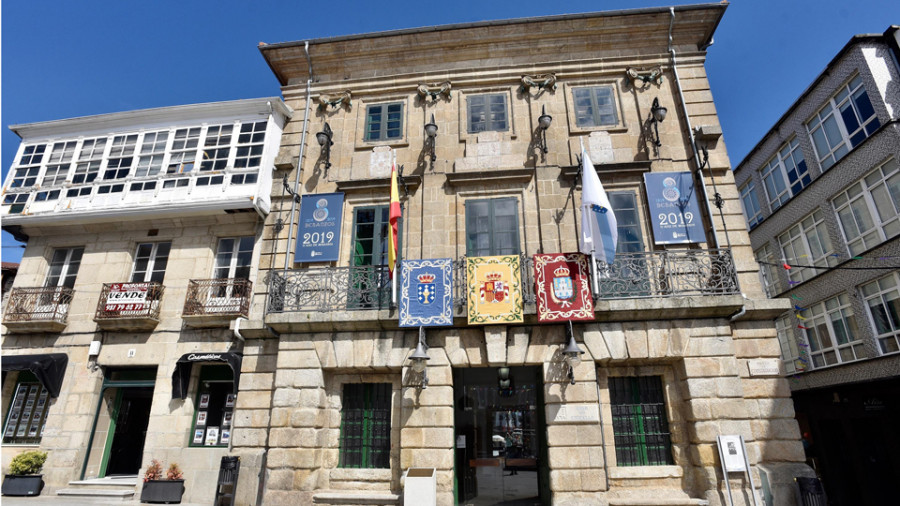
left=265, top=249, right=741, bottom=331
left=94, top=282, right=164, bottom=331
left=3, top=286, right=75, bottom=333
left=182, top=278, right=252, bottom=328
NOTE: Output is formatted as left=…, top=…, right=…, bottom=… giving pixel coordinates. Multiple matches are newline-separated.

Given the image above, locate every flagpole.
left=392, top=150, right=398, bottom=306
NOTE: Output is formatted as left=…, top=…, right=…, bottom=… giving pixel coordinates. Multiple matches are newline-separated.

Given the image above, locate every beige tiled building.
left=225, top=4, right=812, bottom=506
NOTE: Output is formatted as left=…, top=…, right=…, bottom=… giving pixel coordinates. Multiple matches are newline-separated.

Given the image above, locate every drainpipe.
left=283, top=41, right=314, bottom=272
left=667, top=7, right=720, bottom=249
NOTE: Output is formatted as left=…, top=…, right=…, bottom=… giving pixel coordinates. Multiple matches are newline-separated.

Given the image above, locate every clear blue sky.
left=2, top=0, right=898, bottom=263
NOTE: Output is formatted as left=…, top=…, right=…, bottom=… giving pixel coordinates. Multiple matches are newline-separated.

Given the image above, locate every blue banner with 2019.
left=295, top=192, right=344, bottom=263
left=643, top=172, right=702, bottom=245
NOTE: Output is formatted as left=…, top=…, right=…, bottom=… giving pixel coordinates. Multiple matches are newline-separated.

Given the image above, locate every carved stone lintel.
left=317, top=91, right=352, bottom=110
left=417, top=81, right=452, bottom=102
left=520, top=73, right=557, bottom=92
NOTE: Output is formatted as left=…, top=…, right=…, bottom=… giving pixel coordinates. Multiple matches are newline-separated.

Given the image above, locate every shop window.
left=3, top=372, right=50, bottom=444
left=465, top=198, right=520, bottom=256
left=609, top=376, right=673, bottom=466
left=189, top=365, right=235, bottom=448
left=365, top=103, right=404, bottom=142
left=339, top=383, right=391, bottom=469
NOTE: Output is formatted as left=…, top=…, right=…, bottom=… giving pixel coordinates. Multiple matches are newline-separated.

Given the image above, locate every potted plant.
left=140, top=459, right=185, bottom=504
left=1, top=450, right=47, bottom=496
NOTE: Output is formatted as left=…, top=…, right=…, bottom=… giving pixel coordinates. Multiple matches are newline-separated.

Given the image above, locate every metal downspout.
left=667, top=7, right=720, bottom=249
left=283, top=41, right=314, bottom=272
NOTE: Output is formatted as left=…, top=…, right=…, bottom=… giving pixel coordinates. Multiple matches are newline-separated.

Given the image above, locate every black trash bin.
left=214, top=456, right=240, bottom=506
left=796, top=477, right=826, bottom=506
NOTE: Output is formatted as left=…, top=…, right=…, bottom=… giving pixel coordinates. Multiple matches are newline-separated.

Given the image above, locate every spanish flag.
left=388, top=161, right=401, bottom=279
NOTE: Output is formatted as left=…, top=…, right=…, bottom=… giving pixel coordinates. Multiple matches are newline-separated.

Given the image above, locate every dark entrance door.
left=454, top=366, right=548, bottom=506
left=105, top=387, right=153, bottom=475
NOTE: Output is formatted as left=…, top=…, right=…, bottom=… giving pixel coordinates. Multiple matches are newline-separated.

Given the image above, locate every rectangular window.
left=196, top=175, right=224, bottom=186
left=740, top=183, right=763, bottom=229
left=231, top=173, right=257, bottom=185
left=801, top=294, right=865, bottom=368
left=609, top=376, right=673, bottom=467
left=3, top=194, right=29, bottom=214
left=833, top=158, right=900, bottom=255
left=365, top=103, right=403, bottom=142
left=97, top=184, right=125, bottom=195
left=466, top=198, right=520, bottom=256
left=130, top=181, right=157, bottom=192
left=755, top=244, right=783, bottom=297
left=467, top=94, right=509, bottom=133
left=167, top=127, right=201, bottom=174
left=104, top=134, right=137, bottom=179
left=162, top=178, right=190, bottom=189
left=777, top=210, right=836, bottom=284
left=46, top=247, right=84, bottom=289
left=234, top=121, right=266, bottom=169
left=189, top=365, right=235, bottom=448
left=66, top=187, right=92, bottom=198
left=862, top=273, right=900, bottom=354
left=573, top=86, right=619, bottom=127
left=2, top=373, right=50, bottom=444
left=10, top=144, right=45, bottom=188
left=776, top=314, right=802, bottom=374
left=135, top=131, right=169, bottom=178
left=807, top=75, right=881, bottom=170
left=215, top=237, right=254, bottom=280
left=74, top=138, right=106, bottom=184
left=339, top=383, right=391, bottom=469
left=200, top=125, right=233, bottom=171
left=761, top=138, right=811, bottom=209
left=43, top=141, right=77, bottom=186
left=131, top=242, right=171, bottom=283
left=34, top=190, right=61, bottom=202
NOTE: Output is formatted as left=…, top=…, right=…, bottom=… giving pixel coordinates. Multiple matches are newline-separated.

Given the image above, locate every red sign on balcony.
left=105, top=283, right=150, bottom=312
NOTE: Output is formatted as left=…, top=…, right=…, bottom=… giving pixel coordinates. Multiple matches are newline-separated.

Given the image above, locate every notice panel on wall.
left=295, top=192, right=345, bottom=263
left=643, top=172, right=703, bottom=244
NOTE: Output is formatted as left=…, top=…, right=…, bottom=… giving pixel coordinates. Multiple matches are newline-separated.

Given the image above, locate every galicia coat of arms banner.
left=534, top=253, right=595, bottom=322
left=467, top=255, right=523, bottom=325
left=399, top=258, right=453, bottom=327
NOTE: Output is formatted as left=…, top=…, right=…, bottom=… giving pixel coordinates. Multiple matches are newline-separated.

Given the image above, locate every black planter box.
left=140, top=479, right=185, bottom=504
left=1, top=474, right=44, bottom=496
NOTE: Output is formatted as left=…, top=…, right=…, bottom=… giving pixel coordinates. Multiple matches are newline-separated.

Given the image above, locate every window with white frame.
left=130, top=181, right=157, bottom=192
left=776, top=314, right=802, bottom=374
left=862, top=273, right=900, bottom=354
left=761, top=138, right=811, bottom=209
left=135, top=131, right=169, bottom=178
left=167, top=127, right=201, bottom=174
left=801, top=294, right=865, bottom=368
left=10, top=144, right=46, bottom=188
left=200, top=125, right=233, bottom=171
left=74, top=138, right=106, bottom=184
left=43, top=141, right=77, bottom=186
left=34, top=190, right=60, bottom=202
left=3, top=194, right=29, bottom=214
left=231, top=173, right=257, bottom=185
left=833, top=158, right=900, bottom=256
left=777, top=210, right=836, bottom=284
left=740, top=183, right=763, bottom=229
left=755, top=244, right=783, bottom=297
left=45, top=247, right=84, bottom=289
left=467, top=94, right=509, bottom=133
left=807, top=75, right=881, bottom=170
left=131, top=242, right=171, bottom=283
left=234, top=121, right=265, bottom=169
left=365, top=103, right=403, bottom=142
left=66, top=187, right=92, bottom=198
left=214, top=237, right=254, bottom=280
left=573, top=86, right=619, bottom=128
left=104, top=134, right=137, bottom=179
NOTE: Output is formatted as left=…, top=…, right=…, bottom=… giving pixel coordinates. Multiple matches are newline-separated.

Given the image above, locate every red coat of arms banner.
left=533, top=253, right=594, bottom=322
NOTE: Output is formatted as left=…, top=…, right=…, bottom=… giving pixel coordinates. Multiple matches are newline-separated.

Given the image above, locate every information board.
left=643, top=172, right=703, bottom=244
left=295, top=192, right=344, bottom=263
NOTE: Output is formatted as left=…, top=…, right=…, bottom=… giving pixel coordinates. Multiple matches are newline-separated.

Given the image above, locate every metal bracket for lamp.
left=562, top=321, right=585, bottom=385
left=626, top=66, right=664, bottom=88
left=520, top=73, right=557, bottom=93
left=317, top=90, right=352, bottom=110
left=316, top=122, right=334, bottom=170
left=410, top=326, right=430, bottom=389
left=417, top=81, right=452, bottom=102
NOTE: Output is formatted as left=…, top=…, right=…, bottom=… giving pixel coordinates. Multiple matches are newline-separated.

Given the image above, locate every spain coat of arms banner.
left=533, top=253, right=595, bottom=322
left=399, top=258, right=453, bottom=327
left=467, top=255, right=523, bottom=325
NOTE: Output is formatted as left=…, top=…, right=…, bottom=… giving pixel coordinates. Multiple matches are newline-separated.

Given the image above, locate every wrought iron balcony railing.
left=3, top=286, right=75, bottom=324
left=266, top=249, right=739, bottom=314
left=95, top=282, right=164, bottom=321
left=183, top=278, right=252, bottom=317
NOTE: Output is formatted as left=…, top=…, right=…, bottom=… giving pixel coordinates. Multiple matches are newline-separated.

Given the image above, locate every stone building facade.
left=733, top=26, right=900, bottom=506
left=1, top=98, right=291, bottom=503
left=226, top=4, right=809, bottom=506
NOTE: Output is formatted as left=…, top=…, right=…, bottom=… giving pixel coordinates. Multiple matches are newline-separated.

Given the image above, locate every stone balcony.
left=181, top=278, right=252, bottom=328
left=94, top=282, right=163, bottom=331
left=2, top=286, right=74, bottom=333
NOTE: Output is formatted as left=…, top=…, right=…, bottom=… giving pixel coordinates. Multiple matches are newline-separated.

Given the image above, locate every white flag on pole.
left=579, top=149, right=618, bottom=264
